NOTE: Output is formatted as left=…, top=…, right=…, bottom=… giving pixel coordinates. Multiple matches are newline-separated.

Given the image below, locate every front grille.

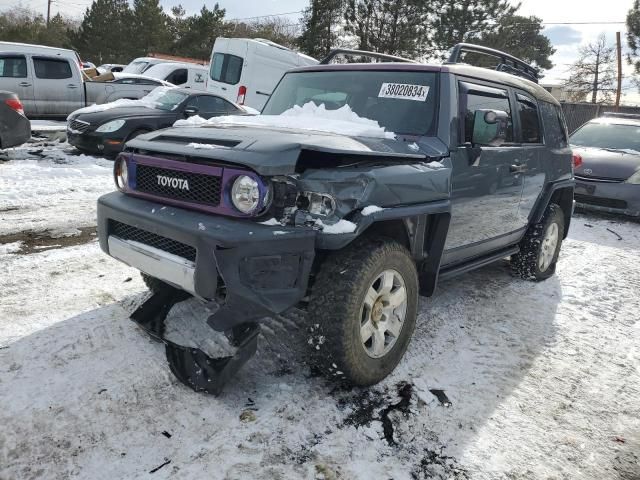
left=575, top=174, right=623, bottom=183
left=135, top=164, right=221, bottom=206
left=68, top=119, right=90, bottom=133
left=110, top=221, right=196, bottom=262
left=574, top=194, right=628, bottom=210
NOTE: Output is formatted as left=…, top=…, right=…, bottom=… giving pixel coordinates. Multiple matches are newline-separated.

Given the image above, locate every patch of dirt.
left=0, top=226, right=97, bottom=255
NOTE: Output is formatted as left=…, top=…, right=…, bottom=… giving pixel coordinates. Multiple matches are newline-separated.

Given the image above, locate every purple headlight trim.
left=120, top=153, right=267, bottom=217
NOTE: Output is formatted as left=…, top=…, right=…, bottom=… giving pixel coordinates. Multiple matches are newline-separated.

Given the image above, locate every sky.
left=1, top=0, right=637, bottom=100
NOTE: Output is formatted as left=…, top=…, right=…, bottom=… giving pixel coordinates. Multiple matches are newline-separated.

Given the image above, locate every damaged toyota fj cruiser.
left=97, top=44, right=574, bottom=394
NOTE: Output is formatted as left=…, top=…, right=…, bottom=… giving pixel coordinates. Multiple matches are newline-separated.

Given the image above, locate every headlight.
left=96, top=119, right=126, bottom=133
left=231, top=175, right=260, bottom=213
left=114, top=156, right=128, bottom=190
left=626, top=169, right=640, bottom=184
left=297, top=192, right=336, bottom=216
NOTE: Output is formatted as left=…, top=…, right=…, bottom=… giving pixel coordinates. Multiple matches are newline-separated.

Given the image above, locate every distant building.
left=541, top=83, right=586, bottom=102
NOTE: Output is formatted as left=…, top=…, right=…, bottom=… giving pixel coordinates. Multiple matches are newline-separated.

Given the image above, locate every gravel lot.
left=1, top=141, right=639, bottom=480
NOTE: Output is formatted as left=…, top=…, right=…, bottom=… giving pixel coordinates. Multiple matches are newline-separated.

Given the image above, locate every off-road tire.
left=307, top=237, right=419, bottom=386
left=511, top=203, right=565, bottom=281
left=141, top=273, right=171, bottom=293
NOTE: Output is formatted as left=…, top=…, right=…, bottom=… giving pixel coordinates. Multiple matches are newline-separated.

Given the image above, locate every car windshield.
left=150, top=89, right=188, bottom=111
left=262, top=70, right=439, bottom=136
left=570, top=122, right=640, bottom=154
left=123, top=61, right=149, bottom=74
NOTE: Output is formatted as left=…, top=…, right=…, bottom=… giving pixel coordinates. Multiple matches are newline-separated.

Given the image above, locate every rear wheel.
left=307, top=237, right=418, bottom=386
left=511, top=203, right=565, bottom=281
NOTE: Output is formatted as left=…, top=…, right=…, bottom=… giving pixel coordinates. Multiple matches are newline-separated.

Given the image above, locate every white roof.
left=0, top=41, right=75, bottom=55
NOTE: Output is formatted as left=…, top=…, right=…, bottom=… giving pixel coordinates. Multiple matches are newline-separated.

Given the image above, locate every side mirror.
left=472, top=109, right=509, bottom=147
left=183, top=106, right=199, bottom=117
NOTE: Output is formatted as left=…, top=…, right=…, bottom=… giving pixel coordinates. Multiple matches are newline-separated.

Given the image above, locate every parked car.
left=109, top=72, right=174, bottom=87
left=571, top=113, right=640, bottom=217
left=0, top=91, right=30, bottom=149
left=97, top=63, right=125, bottom=74
left=97, top=44, right=574, bottom=394
left=143, top=62, right=208, bottom=90
left=122, top=57, right=181, bottom=74
left=67, top=88, right=244, bottom=157
left=207, top=37, right=318, bottom=110
left=81, top=61, right=96, bottom=69
left=0, top=42, right=166, bottom=118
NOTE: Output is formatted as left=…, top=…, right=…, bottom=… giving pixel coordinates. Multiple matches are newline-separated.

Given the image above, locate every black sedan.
left=67, top=88, right=245, bottom=157
left=0, top=91, right=30, bottom=149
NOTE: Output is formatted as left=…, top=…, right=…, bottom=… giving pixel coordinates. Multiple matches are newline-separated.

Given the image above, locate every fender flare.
left=530, top=179, right=575, bottom=238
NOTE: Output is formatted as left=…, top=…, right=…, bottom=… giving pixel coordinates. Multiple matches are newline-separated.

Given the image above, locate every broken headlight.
left=297, top=192, right=336, bottom=217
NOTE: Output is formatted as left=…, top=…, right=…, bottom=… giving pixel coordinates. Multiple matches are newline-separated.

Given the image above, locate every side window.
left=0, top=56, right=27, bottom=78
left=516, top=93, right=542, bottom=143
left=195, top=96, right=235, bottom=116
left=167, top=69, right=188, bottom=85
left=33, top=57, right=72, bottom=79
left=539, top=102, right=568, bottom=148
left=209, top=53, right=243, bottom=85
left=461, top=83, right=514, bottom=144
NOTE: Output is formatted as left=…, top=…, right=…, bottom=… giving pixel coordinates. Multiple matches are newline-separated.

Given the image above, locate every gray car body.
left=0, top=91, right=30, bottom=149
left=97, top=62, right=574, bottom=327
left=571, top=118, right=640, bottom=217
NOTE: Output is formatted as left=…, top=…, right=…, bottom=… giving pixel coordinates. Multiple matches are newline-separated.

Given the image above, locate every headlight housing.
left=626, top=169, right=640, bottom=184
left=96, top=119, right=126, bottom=133
left=297, top=192, right=336, bottom=217
left=114, top=156, right=128, bottom=190
left=231, top=175, right=260, bottom=213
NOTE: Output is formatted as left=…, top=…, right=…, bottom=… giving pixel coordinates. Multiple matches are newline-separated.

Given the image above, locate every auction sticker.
left=378, top=83, right=429, bottom=101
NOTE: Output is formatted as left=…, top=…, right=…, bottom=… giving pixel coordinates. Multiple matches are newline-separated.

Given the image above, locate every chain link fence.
left=560, top=103, right=640, bottom=133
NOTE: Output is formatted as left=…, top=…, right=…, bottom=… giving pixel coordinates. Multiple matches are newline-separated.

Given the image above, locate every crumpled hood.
left=573, top=146, right=640, bottom=181
left=126, top=124, right=449, bottom=175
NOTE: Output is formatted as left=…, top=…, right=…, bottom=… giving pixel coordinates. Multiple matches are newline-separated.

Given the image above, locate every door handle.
left=510, top=164, right=527, bottom=173
left=256, top=91, right=271, bottom=96
left=19, top=82, right=32, bottom=87
left=221, top=87, right=227, bottom=91
left=67, top=84, right=79, bottom=89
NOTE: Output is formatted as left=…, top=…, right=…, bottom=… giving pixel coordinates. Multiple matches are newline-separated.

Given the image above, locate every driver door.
left=443, top=81, right=524, bottom=264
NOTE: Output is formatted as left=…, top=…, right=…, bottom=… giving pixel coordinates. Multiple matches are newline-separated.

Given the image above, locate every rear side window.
left=166, top=69, right=188, bottom=85
left=210, top=53, right=243, bottom=85
left=539, top=102, right=568, bottom=148
left=0, top=56, right=27, bottom=78
left=195, top=96, right=235, bottom=114
left=516, top=93, right=542, bottom=143
left=460, top=83, right=514, bottom=143
left=33, top=57, right=72, bottom=79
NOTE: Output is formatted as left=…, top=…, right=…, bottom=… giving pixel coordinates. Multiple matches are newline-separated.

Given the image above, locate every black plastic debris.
left=429, top=389, right=452, bottom=407
left=149, top=459, right=171, bottom=474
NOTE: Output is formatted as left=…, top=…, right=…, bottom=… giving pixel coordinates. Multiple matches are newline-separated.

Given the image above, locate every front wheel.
left=511, top=203, right=565, bottom=281
left=307, top=237, right=418, bottom=386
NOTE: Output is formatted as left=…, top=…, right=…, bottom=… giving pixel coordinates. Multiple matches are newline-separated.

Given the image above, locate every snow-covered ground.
left=1, top=144, right=639, bottom=480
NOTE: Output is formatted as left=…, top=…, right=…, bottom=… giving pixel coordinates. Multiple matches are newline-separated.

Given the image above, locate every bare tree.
left=564, top=34, right=617, bottom=104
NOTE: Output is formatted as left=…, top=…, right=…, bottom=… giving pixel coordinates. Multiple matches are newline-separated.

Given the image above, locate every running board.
left=130, top=287, right=259, bottom=395
left=437, top=246, right=519, bottom=281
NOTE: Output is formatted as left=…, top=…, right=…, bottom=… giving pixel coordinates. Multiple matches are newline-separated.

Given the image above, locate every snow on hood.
left=174, top=102, right=395, bottom=139
left=67, top=86, right=176, bottom=120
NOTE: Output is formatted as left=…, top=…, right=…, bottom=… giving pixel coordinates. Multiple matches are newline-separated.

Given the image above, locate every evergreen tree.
left=70, top=0, right=133, bottom=64
left=0, top=7, right=76, bottom=48
left=344, top=0, right=430, bottom=58
left=428, top=0, right=519, bottom=58
left=626, top=0, right=640, bottom=78
left=171, top=4, right=228, bottom=60
left=131, top=0, right=171, bottom=57
left=298, top=0, right=344, bottom=59
left=478, top=14, right=555, bottom=70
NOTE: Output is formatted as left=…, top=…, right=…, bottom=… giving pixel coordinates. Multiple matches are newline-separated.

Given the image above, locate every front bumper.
left=575, top=180, right=640, bottom=217
left=1, top=112, right=30, bottom=148
left=67, top=130, right=124, bottom=156
left=98, top=192, right=317, bottom=329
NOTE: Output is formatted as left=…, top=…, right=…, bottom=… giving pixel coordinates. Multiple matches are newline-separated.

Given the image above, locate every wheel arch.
left=531, top=180, right=575, bottom=239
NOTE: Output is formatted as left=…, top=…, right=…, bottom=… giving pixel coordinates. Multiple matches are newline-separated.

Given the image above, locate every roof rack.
left=446, top=43, right=539, bottom=83
left=602, top=112, right=640, bottom=119
left=320, top=48, right=417, bottom=65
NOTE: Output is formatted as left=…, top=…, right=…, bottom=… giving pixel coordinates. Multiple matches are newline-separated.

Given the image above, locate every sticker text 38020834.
left=378, top=83, right=430, bottom=101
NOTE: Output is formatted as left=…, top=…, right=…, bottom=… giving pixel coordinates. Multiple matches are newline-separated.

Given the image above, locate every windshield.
left=123, top=61, right=149, bottom=74
left=570, top=122, right=640, bottom=153
left=262, top=70, right=439, bottom=136
left=150, top=89, right=188, bottom=111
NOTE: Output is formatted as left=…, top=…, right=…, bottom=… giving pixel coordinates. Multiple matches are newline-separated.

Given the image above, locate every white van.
left=207, top=38, right=318, bottom=110
left=143, top=62, right=208, bottom=90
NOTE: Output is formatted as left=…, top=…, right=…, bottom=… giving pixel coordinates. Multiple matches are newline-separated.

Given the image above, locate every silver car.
left=571, top=113, right=640, bottom=217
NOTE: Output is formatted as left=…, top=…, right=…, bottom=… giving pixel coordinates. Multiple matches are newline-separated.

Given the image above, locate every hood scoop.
left=152, top=135, right=241, bottom=148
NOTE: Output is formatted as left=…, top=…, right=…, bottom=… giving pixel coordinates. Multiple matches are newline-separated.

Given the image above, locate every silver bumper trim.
left=108, top=236, right=196, bottom=294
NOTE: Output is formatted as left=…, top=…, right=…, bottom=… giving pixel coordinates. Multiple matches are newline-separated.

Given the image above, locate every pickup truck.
left=0, top=42, right=162, bottom=119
